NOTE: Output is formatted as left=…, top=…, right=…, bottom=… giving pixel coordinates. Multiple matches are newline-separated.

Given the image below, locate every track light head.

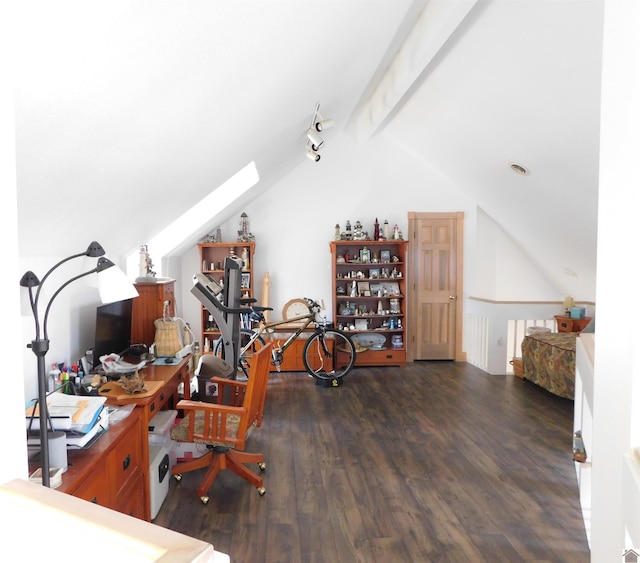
left=306, top=150, right=321, bottom=162
left=306, top=128, right=324, bottom=149
left=315, top=119, right=335, bottom=132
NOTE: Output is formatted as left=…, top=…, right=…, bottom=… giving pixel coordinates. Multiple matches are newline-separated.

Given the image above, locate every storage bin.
left=148, top=409, right=178, bottom=446
left=510, top=358, right=524, bottom=378
left=570, top=307, right=586, bottom=319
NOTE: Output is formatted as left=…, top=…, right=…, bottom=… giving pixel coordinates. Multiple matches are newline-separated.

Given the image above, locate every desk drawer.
left=112, top=469, right=145, bottom=519
left=107, top=421, right=142, bottom=496
left=71, top=472, right=109, bottom=506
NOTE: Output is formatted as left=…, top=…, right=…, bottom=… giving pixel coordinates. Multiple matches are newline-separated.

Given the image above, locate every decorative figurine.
left=353, top=220, right=367, bottom=241
left=334, top=223, right=341, bottom=241
left=136, top=245, right=156, bottom=281
left=344, top=220, right=352, bottom=240
left=383, top=220, right=390, bottom=240
left=241, top=247, right=250, bottom=271
left=373, top=218, right=380, bottom=241
left=237, top=212, right=255, bottom=242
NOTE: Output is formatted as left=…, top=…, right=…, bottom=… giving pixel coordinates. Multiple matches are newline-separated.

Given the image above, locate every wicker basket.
left=510, top=358, right=524, bottom=378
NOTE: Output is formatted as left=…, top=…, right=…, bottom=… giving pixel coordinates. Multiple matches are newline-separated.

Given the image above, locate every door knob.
left=449, top=295, right=456, bottom=300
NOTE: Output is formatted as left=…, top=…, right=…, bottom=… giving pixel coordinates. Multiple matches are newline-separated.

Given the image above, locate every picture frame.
left=370, top=282, right=382, bottom=296
left=355, top=319, right=368, bottom=330
left=360, top=248, right=371, bottom=263
left=383, top=281, right=400, bottom=295
left=380, top=250, right=391, bottom=263
left=368, top=268, right=380, bottom=279
left=241, top=273, right=251, bottom=289
left=357, top=280, right=370, bottom=296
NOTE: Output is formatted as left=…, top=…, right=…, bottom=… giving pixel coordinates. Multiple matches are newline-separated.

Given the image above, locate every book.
left=65, top=407, right=109, bottom=448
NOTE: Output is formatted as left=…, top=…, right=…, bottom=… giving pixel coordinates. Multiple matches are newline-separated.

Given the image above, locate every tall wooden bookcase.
left=330, top=240, right=409, bottom=367
left=197, top=242, right=256, bottom=353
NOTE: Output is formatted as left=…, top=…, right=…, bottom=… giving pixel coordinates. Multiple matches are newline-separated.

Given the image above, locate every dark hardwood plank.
left=153, top=361, right=589, bottom=562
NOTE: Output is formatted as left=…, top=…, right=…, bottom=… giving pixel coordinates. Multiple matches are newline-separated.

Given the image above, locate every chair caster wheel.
left=258, top=462, right=266, bottom=471
left=257, top=487, right=266, bottom=496
left=200, top=496, right=209, bottom=505
left=174, top=474, right=182, bottom=482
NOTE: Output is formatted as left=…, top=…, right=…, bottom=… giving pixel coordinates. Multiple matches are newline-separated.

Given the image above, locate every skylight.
left=127, top=161, right=259, bottom=277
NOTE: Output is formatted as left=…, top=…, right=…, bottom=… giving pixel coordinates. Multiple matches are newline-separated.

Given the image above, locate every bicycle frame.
left=246, top=310, right=320, bottom=356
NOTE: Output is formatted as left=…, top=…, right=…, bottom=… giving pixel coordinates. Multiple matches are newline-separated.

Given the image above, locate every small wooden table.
left=554, top=315, right=592, bottom=333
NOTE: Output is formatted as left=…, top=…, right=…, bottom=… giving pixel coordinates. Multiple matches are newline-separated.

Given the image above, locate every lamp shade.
left=97, top=260, right=139, bottom=304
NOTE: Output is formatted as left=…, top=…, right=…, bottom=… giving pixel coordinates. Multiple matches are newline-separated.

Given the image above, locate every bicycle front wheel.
left=302, top=329, right=356, bottom=381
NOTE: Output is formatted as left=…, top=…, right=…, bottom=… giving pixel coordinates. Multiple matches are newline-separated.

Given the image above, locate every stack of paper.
left=26, top=394, right=109, bottom=449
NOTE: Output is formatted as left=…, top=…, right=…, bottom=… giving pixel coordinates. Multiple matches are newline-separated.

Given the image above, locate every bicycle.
left=213, top=297, right=357, bottom=382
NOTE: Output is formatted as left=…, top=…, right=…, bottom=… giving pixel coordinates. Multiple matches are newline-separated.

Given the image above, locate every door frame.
left=407, top=211, right=465, bottom=362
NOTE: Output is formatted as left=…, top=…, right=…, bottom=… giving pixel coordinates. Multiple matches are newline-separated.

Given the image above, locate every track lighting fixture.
left=304, top=102, right=333, bottom=162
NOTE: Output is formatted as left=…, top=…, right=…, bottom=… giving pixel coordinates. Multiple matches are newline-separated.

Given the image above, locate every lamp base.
left=29, top=467, right=63, bottom=489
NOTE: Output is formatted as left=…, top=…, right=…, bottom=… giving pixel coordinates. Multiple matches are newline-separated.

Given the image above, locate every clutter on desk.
left=99, top=353, right=147, bottom=375
left=107, top=404, right=136, bottom=424
left=115, top=369, right=147, bottom=394
left=26, top=393, right=109, bottom=452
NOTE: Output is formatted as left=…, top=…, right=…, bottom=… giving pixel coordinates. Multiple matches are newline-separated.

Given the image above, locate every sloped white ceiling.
left=14, top=0, right=603, bottom=300
left=15, top=0, right=417, bottom=257
left=383, top=0, right=603, bottom=298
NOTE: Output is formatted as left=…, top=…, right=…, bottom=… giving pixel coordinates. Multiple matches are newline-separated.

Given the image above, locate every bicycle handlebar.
left=303, top=297, right=323, bottom=312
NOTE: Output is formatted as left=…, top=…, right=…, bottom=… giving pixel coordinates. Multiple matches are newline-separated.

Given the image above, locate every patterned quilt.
left=521, top=332, right=576, bottom=400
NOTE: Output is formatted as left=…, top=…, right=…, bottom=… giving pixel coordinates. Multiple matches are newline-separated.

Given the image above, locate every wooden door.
left=408, top=212, right=464, bottom=361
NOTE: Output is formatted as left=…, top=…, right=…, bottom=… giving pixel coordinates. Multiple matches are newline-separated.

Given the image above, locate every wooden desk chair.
left=170, top=343, right=272, bottom=504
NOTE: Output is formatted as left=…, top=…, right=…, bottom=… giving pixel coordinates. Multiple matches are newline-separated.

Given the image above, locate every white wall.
left=177, top=130, right=477, bottom=335
left=590, top=1, right=640, bottom=559
left=176, top=125, right=578, bottom=378
left=2, top=1, right=28, bottom=483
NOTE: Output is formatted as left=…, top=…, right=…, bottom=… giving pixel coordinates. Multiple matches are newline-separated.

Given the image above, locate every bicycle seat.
left=240, top=297, right=257, bottom=304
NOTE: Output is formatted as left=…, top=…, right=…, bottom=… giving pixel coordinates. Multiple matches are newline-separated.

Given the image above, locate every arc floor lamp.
left=20, top=241, right=138, bottom=487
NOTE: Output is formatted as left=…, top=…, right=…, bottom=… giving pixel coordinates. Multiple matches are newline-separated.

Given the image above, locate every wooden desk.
left=30, top=405, right=147, bottom=519
left=30, top=358, right=191, bottom=522
left=98, top=357, right=191, bottom=520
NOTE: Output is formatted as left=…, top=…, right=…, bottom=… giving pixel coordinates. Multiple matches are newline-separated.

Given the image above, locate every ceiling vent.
left=509, top=162, right=529, bottom=176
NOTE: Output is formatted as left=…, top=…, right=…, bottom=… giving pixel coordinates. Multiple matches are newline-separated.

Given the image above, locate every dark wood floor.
left=153, top=361, right=589, bottom=562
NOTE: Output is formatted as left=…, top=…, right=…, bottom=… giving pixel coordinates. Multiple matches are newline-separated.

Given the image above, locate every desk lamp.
left=20, top=241, right=138, bottom=487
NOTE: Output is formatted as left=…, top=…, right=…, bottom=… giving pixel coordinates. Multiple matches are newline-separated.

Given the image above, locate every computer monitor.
left=92, top=298, right=134, bottom=367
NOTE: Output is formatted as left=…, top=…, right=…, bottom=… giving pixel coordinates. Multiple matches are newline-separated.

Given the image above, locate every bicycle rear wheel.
left=302, top=329, right=356, bottom=380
